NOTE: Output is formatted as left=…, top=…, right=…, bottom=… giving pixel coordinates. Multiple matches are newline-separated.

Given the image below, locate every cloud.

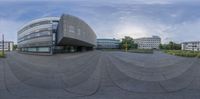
left=0, top=0, right=200, bottom=44
left=92, top=2, right=200, bottom=44
left=0, top=19, right=24, bottom=43
left=167, top=19, right=200, bottom=42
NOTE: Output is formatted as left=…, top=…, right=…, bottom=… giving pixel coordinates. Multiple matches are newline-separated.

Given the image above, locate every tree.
left=160, top=41, right=181, bottom=50
left=159, top=44, right=163, bottom=49
left=120, top=36, right=138, bottom=50
left=168, top=41, right=174, bottom=49
left=13, top=45, right=17, bottom=50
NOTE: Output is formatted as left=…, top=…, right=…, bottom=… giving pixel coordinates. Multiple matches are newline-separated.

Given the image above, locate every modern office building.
left=97, top=38, right=120, bottom=49
left=134, top=36, right=161, bottom=49
left=0, top=41, right=14, bottom=51
left=181, top=41, right=200, bottom=51
left=17, top=14, right=96, bottom=55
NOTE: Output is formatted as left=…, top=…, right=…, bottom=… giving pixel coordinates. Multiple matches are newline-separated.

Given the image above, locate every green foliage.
left=164, top=50, right=200, bottom=58
left=160, top=41, right=181, bottom=50
left=128, top=49, right=153, bottom=54
left=159, top=44, right=163, bottom=49
left=100, top=49, right=121, bottom=51
left=120, top=36, right=138, bottom=50
left=0, top=51, right=5, bottom=58
left=13, top=45, right=17, bottom=50
left=197, top=53, right=200, bottom=58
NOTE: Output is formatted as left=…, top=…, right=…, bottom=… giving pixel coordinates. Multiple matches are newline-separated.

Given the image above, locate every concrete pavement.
left=0, top=51, right=200, bottom=99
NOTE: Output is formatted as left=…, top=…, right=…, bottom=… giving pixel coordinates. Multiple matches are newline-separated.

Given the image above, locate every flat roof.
left=134, top=36, right=161, bottom=40
left=182, top=41, right=200, bottom=44
left=97, top=38, right=120, bottom=40
left=0, top=41, right=14, bottom=43
left=18, top=17, right=60, bottom=34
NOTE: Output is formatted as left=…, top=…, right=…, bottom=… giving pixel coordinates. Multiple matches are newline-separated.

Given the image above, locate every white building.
left=134, top=36, right=161, bottom=49
left=0, top=41, right=14, bottom=51
left=181, top=41, right=200, bottom=51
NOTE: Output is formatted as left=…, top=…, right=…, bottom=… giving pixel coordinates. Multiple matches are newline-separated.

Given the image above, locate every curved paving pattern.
left=0, top=51, right=200, bottom=99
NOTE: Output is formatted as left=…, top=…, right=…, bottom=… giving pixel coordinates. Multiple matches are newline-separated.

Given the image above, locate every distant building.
left=181, top=41, right=200, bottom=51
left=0, top=41, right=14, bottom=51
left=134, top=36, right=161, bottom=49
left=97, top=39, right=120, bottom=49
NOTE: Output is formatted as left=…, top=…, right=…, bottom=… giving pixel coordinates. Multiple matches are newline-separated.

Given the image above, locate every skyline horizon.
left=0, top=0, right=200, bottom=44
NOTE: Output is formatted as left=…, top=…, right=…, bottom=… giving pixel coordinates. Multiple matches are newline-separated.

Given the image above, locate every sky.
left=0, top=0, right=200, bottom=44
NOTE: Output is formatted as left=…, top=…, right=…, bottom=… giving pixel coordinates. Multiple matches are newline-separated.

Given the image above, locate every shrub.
left=197, top=53, right=200, bottom=58
left=164, top=50, right=200, bottom=58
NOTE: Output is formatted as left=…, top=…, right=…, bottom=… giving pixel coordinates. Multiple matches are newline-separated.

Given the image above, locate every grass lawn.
left=0, top=51, right=5, bottom=58
left=164, top=50, right=200, bottom=58
left=98, top=49, right=121, bottom=51
left=98, top=49, right=154, bottom=54
left=127, top=49, right=154, bottom=54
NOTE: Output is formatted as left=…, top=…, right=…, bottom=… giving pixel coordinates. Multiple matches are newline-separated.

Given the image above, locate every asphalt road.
left=0, top=51, right=200, bottom=99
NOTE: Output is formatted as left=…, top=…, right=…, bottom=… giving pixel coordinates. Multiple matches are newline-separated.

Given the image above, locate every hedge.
left=164, top=50, right=200, bottom=58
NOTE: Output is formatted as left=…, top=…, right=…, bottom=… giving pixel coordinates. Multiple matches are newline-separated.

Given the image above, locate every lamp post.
left=125, top=41, right=128, bottom=52
left=2, top=34, right=4, bottom=56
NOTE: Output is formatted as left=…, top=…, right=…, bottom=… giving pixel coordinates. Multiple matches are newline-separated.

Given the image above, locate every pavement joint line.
left=1, top=51, right=200, bottom=98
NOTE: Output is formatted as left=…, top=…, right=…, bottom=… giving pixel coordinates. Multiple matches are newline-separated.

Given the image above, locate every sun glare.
left=114, top=24, right=149, bottom=39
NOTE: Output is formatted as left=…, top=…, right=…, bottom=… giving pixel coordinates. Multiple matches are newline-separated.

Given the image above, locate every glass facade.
left=28, top=48, right=37, bottom=52
left=38, top=47, right=50, bottom=52
left=17, top=15, right=97, bottom=55
left=97, top=39, right=120, bottom=49
left=18, top=21, right=51, bottom=34
left=17, top=17, right=60, bottom=54
left=21, top=47, right=50, bottom=53
left=18, top=30, right=51, bottom=43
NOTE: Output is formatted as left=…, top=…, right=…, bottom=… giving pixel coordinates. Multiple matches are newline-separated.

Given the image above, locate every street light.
left=125, top=41, right=128, bottom=52
left=2, top=34, right=4, bottom=56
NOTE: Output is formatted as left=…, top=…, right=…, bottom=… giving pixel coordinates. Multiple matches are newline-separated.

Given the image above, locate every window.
left=38, top=47, right=50, bottom=52
left=18, top=21, right=51, bottom=34
left=69, top=25, right=75, bottom=33
left=77, top=28, right=81, bottom=35
left=28, top=48, right=37, bottom=52
left=38, top=31, right=51, bottom=36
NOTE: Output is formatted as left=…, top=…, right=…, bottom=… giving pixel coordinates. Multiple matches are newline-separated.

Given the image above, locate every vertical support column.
left=51, top=21, right=56, bottom=55
left=8, top=42, right=10, bottom=51
left=70, top=46, right=74, bottom=52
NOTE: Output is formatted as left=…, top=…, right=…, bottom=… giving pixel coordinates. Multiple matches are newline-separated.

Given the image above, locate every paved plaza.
left=0, top=51, right=200, bottom=99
